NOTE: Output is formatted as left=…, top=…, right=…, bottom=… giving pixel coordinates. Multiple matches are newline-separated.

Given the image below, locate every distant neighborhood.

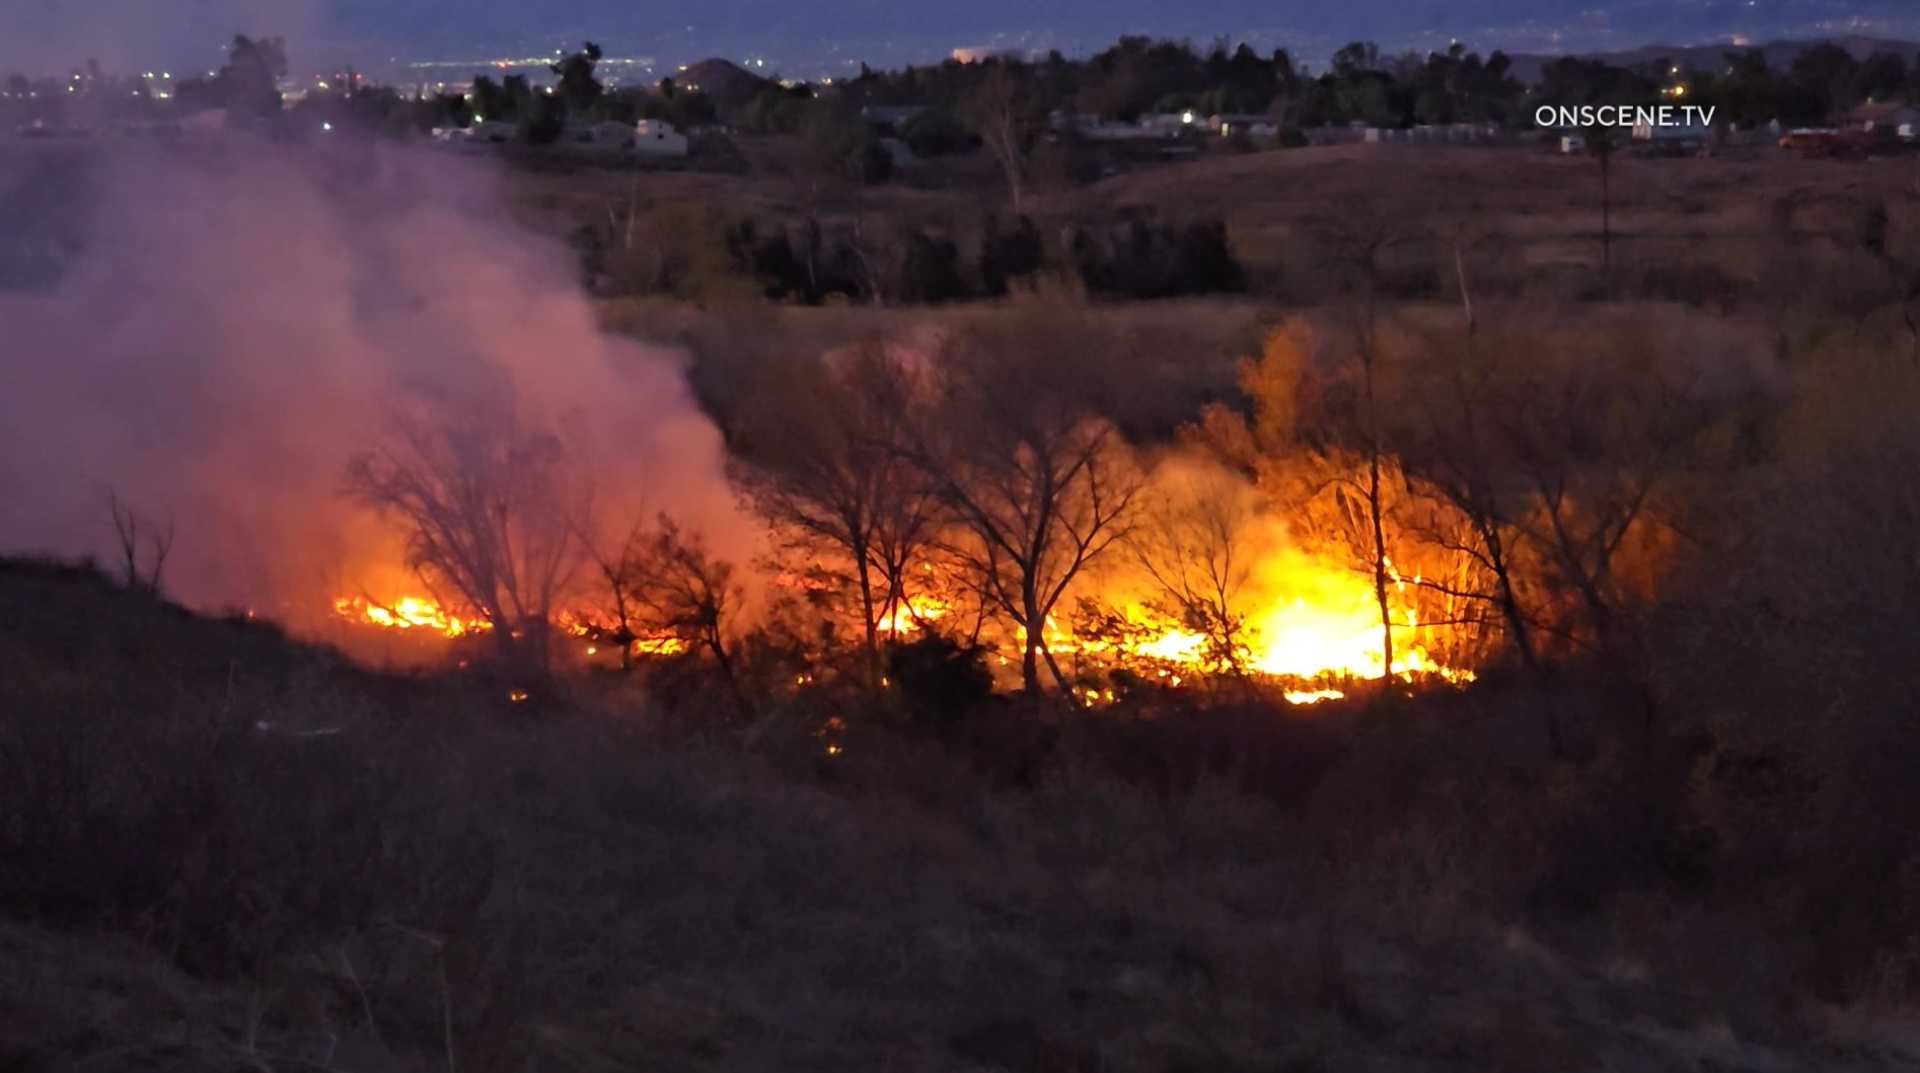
left=6, top=32, right=1920, bottom=176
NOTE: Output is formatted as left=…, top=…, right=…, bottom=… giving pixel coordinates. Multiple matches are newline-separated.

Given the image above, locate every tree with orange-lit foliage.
left=345, top=402, right=586, bottom=671
left=903, top=311, right=1144, bottom=695
left=613, top=513, right=748, bottom=703
left=1194, top=320, right=1489, bottom=685
left=1127, top=461, right=1260, bottom=676
left=1378, top=310, right=1719, bottom=668
left=729, top=341, right=943, bottom=682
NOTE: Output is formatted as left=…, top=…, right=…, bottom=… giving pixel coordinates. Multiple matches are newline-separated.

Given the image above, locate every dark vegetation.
left=10, top=283, right=1920, bottom=1069
left=5, top=537, right=1920, bottom=1071
left=12, top=33, right=1919, bottom=150
left=9, top=29, right=1920, bottom=1073
left=14, top=34, right=1920, bottom=312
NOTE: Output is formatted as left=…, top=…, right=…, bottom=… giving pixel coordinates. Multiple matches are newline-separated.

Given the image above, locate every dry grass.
left=519, top=139, right=1920, bottom=307
left=4, top=559, right=1920, bottom=1072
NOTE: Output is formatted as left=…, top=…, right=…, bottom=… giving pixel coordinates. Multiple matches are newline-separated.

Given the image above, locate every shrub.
left=885, top=633, right=993, bottom=726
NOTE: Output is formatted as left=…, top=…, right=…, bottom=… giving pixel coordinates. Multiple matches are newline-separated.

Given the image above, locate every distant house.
left=1850, top=101, right=1920, bottom=138
left=1205, top=113, right=1267, bottom=134
left=1221, top=120, right=1279, bottom=141
left=469, top=119, right=517, bottom=144
left=1060, top=115, right=1145, bottom=141
left=1050, top=110, right=1187, bottom=142
left=1138, top=112, right=1197, bottom=137
left=633, top=119, right=689, bottom=157
left=1632, top=114, right=1712, bottom=153
left=563, top=120, right=638, bottom=149
left=1560, top=134, right=1587, bottom=154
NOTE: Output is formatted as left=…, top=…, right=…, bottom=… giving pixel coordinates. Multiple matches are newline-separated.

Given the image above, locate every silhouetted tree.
left=903, top=311, right=1144, bottom=694
left=219, top=34, right=287, bottom=120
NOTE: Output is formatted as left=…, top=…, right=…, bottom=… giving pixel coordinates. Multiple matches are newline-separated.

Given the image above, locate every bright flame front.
left=332, top=595, right=488, bottom=638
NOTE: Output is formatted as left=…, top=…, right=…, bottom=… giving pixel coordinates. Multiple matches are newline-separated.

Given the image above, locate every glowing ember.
left=1282, top=688, right=1347, bottom=705
left=629, top=637, right=691, bottom=657
left=876, top=593, right=951, bottom=634
left=556, top=613, right=691, bottom=659
left=332, top=595, right=489, bottom=637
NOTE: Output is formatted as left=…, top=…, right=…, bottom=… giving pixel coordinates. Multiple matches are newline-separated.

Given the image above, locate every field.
left=496, top=138, right=1920, bottom=306
left=6, top=559, right=1920, bottom=1072
left=7, top=131, right=1920, bottom=1072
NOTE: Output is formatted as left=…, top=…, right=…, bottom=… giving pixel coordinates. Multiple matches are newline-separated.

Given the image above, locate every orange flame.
left=332, top=595, right=489, bottom=638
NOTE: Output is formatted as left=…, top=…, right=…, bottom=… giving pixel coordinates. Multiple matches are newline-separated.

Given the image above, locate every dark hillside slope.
left=1, top=558, right=1916, bottom=1071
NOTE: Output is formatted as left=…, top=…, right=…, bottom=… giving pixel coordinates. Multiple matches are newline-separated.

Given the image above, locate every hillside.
left=4, top=556, right=1920, bottom=1071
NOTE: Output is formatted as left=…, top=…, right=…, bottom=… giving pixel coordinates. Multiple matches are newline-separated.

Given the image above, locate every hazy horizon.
left=5, top=0, right=1920, bottom=80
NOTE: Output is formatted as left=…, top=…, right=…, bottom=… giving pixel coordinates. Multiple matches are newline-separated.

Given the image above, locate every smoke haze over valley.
left=0, top=141, right=744, bottom=638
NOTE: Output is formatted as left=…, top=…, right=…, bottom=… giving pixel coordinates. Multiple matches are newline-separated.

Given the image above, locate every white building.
left=1631, top=116, right=1712, bottom=151
left=1138, top=112, right=1196, bottom=137
left=469, top=120, right=517, bottom=144
left=564, top=120, right=641, bottom=148
left=632, top=119, right=689, bottom=157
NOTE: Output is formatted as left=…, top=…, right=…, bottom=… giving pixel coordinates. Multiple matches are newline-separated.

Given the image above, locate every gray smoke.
left=0, top=138, right=745, bottom=634
left=0, top=2, right=328, bottom=77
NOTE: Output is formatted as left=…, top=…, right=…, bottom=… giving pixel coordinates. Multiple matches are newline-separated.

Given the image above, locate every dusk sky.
left=4, top=0, right=1919, bottom=78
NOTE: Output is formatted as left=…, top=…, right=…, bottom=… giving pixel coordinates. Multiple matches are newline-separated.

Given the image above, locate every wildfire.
left=1119, top=555, right=1473, bottom=699
left=1130, top=591, right=1465, bottom=685
left=876, top=592, right=951, bottom=634
left=1017, top=544, right=1474, bottom=704
left=326, top=522, right=1473, bottom=704
left=557, top=613, right=691, bottom=658
left=332, top=595, right=489, bottom=638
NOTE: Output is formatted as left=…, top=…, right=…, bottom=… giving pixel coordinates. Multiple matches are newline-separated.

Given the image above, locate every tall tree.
left=345, top=402, right=586, bottom=671
left=902, top=310, right=1143, bottom=694
left=551, top=41, right=606, bottom=113
left=961, top=63, right=1039, bottom=214
left=730, top=343, right=943, bottom=679
left=219, top=34, right=287, bottom=119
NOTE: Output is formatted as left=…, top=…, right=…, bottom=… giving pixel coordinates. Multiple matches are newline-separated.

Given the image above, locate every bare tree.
left=617, top=514, right=748, bottom=706
left=106, top=490, right=173, bottom=594
left=345, top=404, right=586, bottom=669
left=904, top=316, right=1144, bottom=694
left=729, top=342, right=942, bottom=682
left=1129, top=464, right=1258, bottom=675
left=1388, top=322, right=1543, bottom=679
left=579, top=520, right=649, bottom=672
left=961, top=64, right=1037, bottom=214
left=1311, top=187, right=1429, bottom=680
left=1495, top=325, right=1711, bottom=656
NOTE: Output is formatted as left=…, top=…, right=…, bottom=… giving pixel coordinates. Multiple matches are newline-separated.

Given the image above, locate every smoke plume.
left=0, top=139, right=745, bottom=639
